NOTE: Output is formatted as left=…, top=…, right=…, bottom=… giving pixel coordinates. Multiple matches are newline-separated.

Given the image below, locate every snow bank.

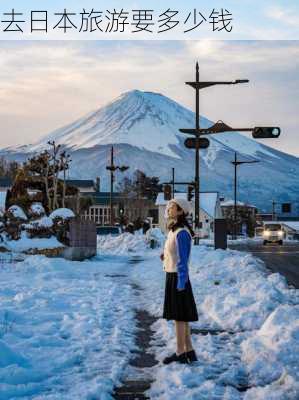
left=146, top=227, right=165, bottom=246
left=97, top=231, right=149, bottom=255
left=190, top=247, right=290, bottom=332
left=241, top=305, right=299, bottom=395
left=129, top=244, right=299, bottom=400
left=0, top=340, right=30, bottom=368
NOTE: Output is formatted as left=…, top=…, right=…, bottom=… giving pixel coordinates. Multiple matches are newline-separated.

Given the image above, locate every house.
left=155, top=191, right=222, bottom=238
left=280, top=221, right=299, bottom=241
left=221, top=199, right=257, bottom=236
left=81, top=191, right=158, bottom=226
left=81, top=192, right=123, bottom=225
left=65, top=178, right=99, bottom=194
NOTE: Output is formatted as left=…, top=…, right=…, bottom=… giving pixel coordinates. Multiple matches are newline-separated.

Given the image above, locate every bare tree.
left=27, top=151, right=52, bottom=211
left=48, top=140, right=62, bottom=210
left=60, top=150, right=72, bottom=208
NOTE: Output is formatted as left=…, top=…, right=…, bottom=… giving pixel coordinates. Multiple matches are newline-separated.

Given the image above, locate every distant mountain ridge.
left=1, top=90, right=299, bottom=212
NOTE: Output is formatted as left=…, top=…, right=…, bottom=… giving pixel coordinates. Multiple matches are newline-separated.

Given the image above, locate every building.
left=81, top=191, right=158, bottom=226
left=64, top=178, right=159, bottom=226
left=155, top=191, right=222, bottom=238
left=65, top=179, right=99, bottom=194
left=221, top=199, right=257, bottom=236
left=279, top=221, right=299, bottom=241
left=81, top=192, right=122, bottom=225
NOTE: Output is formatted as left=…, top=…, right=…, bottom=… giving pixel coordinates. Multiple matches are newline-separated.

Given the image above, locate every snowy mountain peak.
left=27, top=89, right=201, bottom=157
left=4, top=89, right=290, bottom=164
left=1, top=90, right=299, bottom=209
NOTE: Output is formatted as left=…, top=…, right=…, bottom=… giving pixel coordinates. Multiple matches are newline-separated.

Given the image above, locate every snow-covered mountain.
left=2, top=90, right=299, bottom=212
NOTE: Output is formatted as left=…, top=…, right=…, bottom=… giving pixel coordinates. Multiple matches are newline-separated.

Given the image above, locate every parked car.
left=96, top=226, right=122, bottom=236
left=262, top=223, right=284, bottom=245
left=255, top=226, right=265, bottom=237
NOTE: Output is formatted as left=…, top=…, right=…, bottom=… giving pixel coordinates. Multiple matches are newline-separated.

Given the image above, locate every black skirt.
left=162, top=272, right=199, bottom=322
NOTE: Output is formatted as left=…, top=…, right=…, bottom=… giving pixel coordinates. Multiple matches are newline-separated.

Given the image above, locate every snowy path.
left=1, top=231, right=299, bottom=400
left=0, top=253, right=143, bottom=400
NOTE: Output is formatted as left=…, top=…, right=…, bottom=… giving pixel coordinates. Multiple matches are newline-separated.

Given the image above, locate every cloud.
left=0, top=40, right=298, bottom=156
left=266, top=5, right=299, bottom=28
left=185, top=40, right=299, bottom=72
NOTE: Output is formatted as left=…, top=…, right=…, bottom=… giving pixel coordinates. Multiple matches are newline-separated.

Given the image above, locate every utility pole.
left=231, top=152, right=259, bottom=239
left=172, top=167, right=175, bottom=199
left=110, top=146, right=114, bottom=225
left=180, top=63, right=250, bottom=245
left=272, top=200, right=276, bottom=221
left=106, top=146, right=129, bottom=225
left=180, top=63, right=280, bottom=245
left=194, top=64, right=200, bottom=245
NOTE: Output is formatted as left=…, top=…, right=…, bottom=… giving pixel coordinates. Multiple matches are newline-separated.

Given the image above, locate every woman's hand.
left=160, top=253, right=164, bottom=261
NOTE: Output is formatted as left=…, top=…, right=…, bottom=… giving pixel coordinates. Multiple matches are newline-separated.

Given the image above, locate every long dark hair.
left=171, top=205, right=195, bottom=238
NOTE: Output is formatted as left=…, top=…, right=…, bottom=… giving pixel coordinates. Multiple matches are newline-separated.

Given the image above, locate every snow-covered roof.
left=66, top=179, right=95, bottom=188
left=49, top=208, right=75, bottom=220
left=7, top=205, right=27, bottom=220
left=0, top=191, right=7, bottom=212
left=280, top=221, right=299, bottom=232
left=221, top=200, right=245, bottom=207
left=221, top=199, right=257, bottom=208
left=155, top=192, right=218, bottom=218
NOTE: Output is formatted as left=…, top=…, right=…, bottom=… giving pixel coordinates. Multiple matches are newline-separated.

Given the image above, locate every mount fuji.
left=1, top=90, right=299, bottom=212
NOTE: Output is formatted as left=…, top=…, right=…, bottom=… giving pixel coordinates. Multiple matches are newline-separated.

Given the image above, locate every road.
left=228, top=241, right=299, bottom=289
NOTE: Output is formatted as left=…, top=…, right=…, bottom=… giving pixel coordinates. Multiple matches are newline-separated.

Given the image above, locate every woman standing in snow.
left=160, top=198, right=198, bottom=364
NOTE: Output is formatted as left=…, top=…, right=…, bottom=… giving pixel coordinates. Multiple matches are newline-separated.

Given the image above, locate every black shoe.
left=162, top=352, right=189, bottom=365
left=186, top=350, right=198, bottom=363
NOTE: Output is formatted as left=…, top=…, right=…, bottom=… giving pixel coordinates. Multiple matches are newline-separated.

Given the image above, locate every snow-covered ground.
left=0, top=231, right=298, bottom=399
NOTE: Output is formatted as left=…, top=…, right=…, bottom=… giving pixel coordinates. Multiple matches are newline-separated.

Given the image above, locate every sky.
left=0, top=40, right=298, bottom=156
left=1, top=0, right=298, bottom=40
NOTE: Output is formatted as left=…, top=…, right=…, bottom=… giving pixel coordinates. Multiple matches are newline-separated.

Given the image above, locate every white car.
left=262, top=223, right=284, bottom=245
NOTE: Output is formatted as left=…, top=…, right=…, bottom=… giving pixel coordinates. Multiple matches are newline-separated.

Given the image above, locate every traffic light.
left=252, top=127, right=280, bottom=139
left=163, top=184, right=172, bottom=200
left=119, top=205, right=125, bottom=215
left=187, top=185, right=194, bottom=201
left=281, top=203, right=291, bottom=213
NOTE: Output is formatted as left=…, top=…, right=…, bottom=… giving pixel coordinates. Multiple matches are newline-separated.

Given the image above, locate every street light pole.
left=234, top=152, right=237, bottom=239
left=194, top=63, right=200, bottom=245
left=231, top=152, right=260, bottom=239
left=181, top=63, right=249, bottom=245
left=110, top=146, right=114, bottom=225
left=172, top=167, right=175, bottom=199
left=272, top=200, right=276, bottom=221
left=106, top=146, right=129, bottom=225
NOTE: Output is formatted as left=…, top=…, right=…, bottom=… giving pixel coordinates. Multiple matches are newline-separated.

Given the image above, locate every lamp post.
left=106, top=146, right=129, bottom=225
left=180, top=63, right=280, bottom=245
left=180, top=63, right=249, bottom=245
left=231, top=152, right=260, bottom=239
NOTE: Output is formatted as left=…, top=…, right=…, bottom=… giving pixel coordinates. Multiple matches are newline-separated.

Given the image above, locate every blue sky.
left=0, top=40, right=298, bottom=156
